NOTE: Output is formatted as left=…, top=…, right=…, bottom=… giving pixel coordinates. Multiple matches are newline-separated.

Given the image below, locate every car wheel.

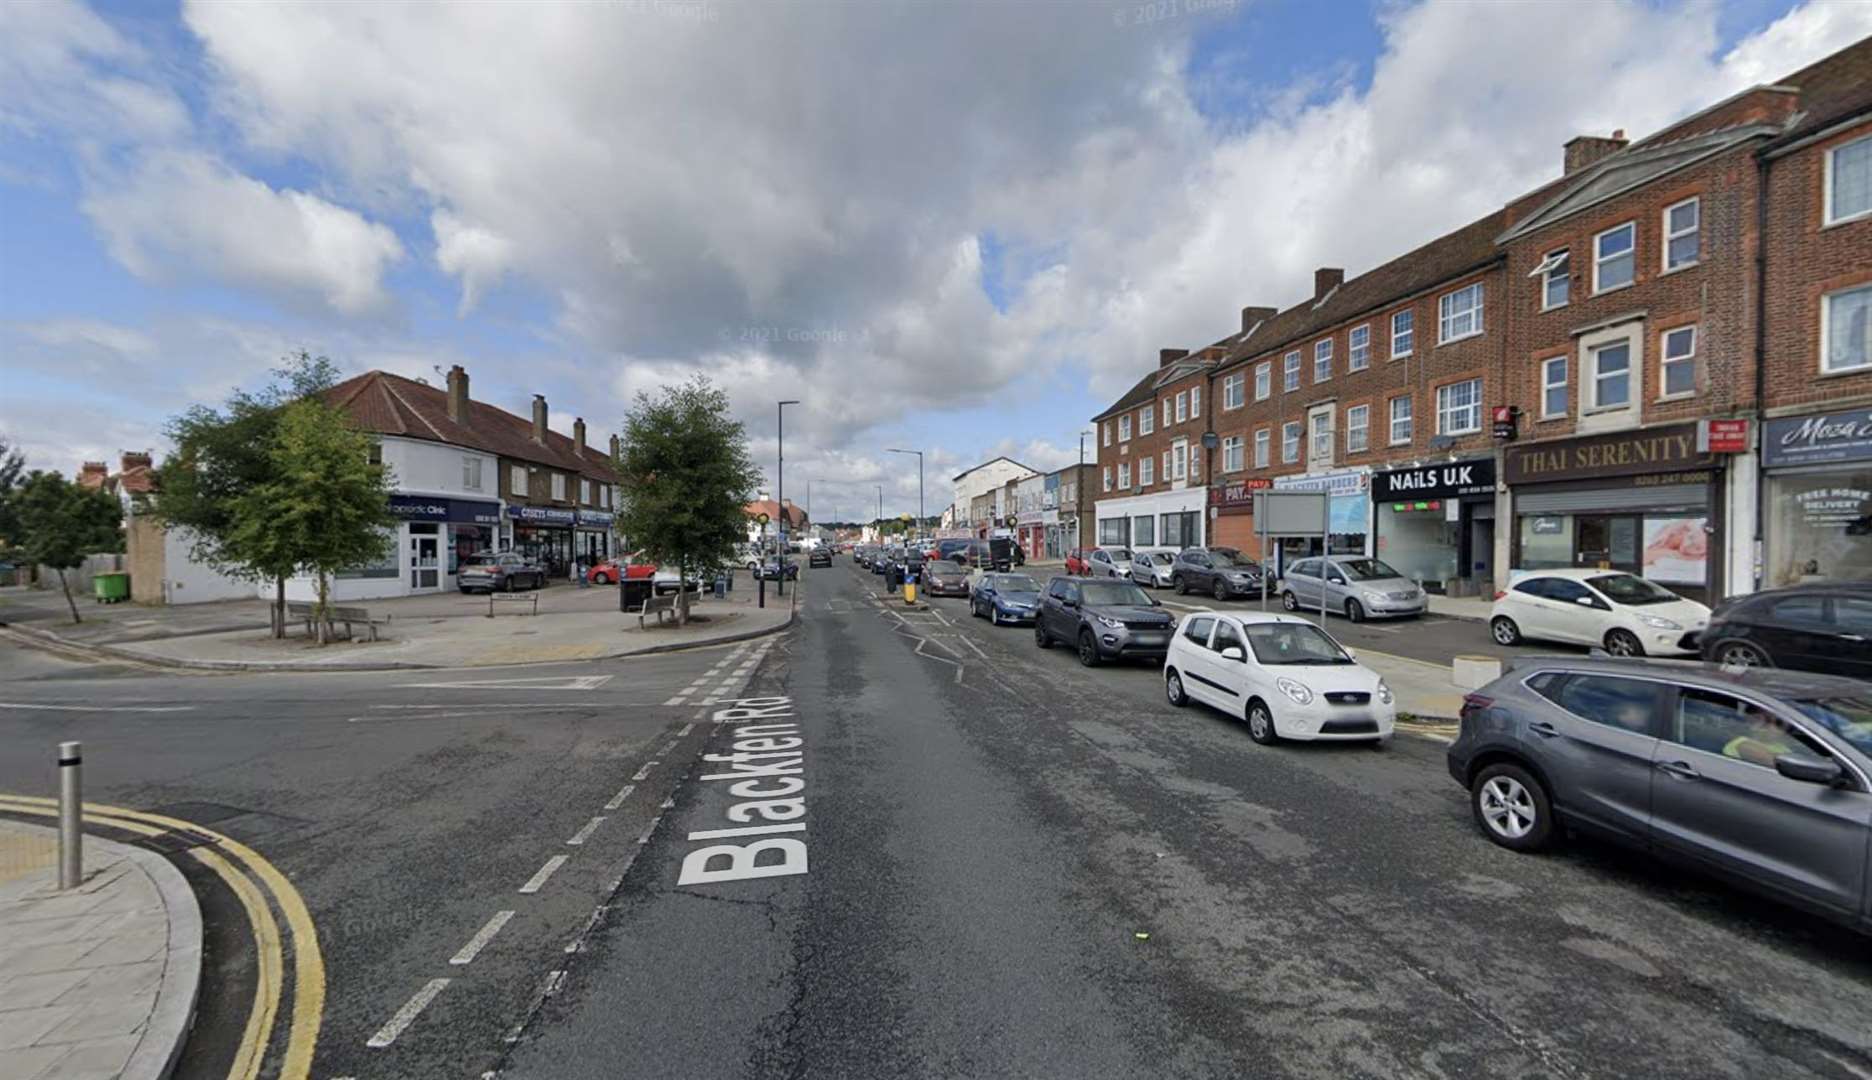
left=989, top=606, right=1001, bottom=626
left=1076, top=630, right=1101, bottom=667
left=1173, top=575, right=1187, bottom=596
left=1213, top=579, right=1228, bottom=602
left=1471, top=763, right=1555, bottom=852
left=1246, top=698, right=1280, bottom=745
left=1604, top=629, right=1644, bottom=657
left=1714, top=641, right=1770, bottom=669
left=1034, top=623, right=1051, bottom=649
left=595, top=572, right=611, bottom=585
left=1280, top=590, right=1298, bottom=612
left=1490, top=616, right=1521, bottom=646
left=1346, top=599, right=1366, bottom=623
left=1165, top=669, right=1189, bottom=708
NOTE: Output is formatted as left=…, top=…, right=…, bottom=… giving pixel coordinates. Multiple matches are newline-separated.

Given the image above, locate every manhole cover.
left=138, top=828, right=219, bottom=855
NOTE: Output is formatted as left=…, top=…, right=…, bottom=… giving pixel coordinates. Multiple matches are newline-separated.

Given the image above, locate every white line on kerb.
left=449, top=911, right=515, bottom=965
left=603, top=784, right=636, bottom=810
left=518, top=855, right=569, bottom=894
left=565, top=816, right=607, bottom=846
left=676, top=723, right=695, bottom=736
left=367, top=978, right=451, bottom=1047
left=631, top=762, right=656, bottom=781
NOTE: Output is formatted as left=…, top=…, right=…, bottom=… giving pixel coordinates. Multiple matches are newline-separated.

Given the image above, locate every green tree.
left=614, top=377, right=761, bottom=625
left=227, top=399, right=397, bottom=643
left=15, top=471, right=123, bottom=624
left=0, top=434, right=25, bottom=553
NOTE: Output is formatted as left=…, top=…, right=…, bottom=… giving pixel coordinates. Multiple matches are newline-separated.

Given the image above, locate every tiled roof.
left=325, top=371, right=616, bottom=482
left=1771, top=34, right=1872, bottom=148
left=744, top=499, right=808, bottom=529
left=1091, top=368, right=1164, bottom=423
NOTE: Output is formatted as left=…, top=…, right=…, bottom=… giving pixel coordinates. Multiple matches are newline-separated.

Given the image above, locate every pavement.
left=0, top=821, right=200, bottom=1080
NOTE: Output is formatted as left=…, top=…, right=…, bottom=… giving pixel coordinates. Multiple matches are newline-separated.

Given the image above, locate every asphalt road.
left=4, top=562, right=1871, bottom=1079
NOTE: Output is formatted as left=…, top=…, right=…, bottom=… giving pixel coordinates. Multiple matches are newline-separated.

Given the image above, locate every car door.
left=1323, top=563, right=1350, bottom=612
left=1042, top=579, right=1074, bottom=638
left=1650, top=685, right=1870, bottom=917
left=1091, top=550, right=1111, bottom=577
left=1205, top=620, right=1250, bottom=710
left=1504, top=578, right=1557, bottom=641
left=1819, top=597, right=1872, bottom=678
left=1542, top=578, right=1611, bottom=646
left=1751, top=594, right=1831, bottom=670
left=1175, top=616, right=1219, bottom=706
left=1183, top=552, right=1212, bottom=591
left=1285, top=558, right=1317, bottom=606
left=1532, top=673, right=1667, bottom=842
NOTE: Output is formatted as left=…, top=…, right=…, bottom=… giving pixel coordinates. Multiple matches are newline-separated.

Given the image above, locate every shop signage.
left=505, top=504, right=579, bottom=526
left=1371, top=459, right=1496, bottom=502
left=1492, top=405, right=1519, bottom=441
left=1041, top=509, right=1060, bottom=526
left=1697, top=418, right=1750, bottom=454
left=1272, top=469, right=1368, bottom=497
left=1017, top=510, right=1043, bottom=526
left=578, top=510, right=616, bottom=527
left=388, top=494, right=501, bottom=525
left=1503, top=423, right=1711, bottom=485
left=1208, top=477, right=1273, bottom=510
left=1763, top=409, right=1872, bottom=468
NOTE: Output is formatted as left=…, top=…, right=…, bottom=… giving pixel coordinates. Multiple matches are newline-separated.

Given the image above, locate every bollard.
left=903, top=580, right=917, bottom=604
left=58, top=741, right=81, bottom=890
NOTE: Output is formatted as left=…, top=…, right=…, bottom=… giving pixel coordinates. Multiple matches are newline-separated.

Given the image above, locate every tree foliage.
left=14, top=470, right=123, bottom=623
left=0, top=433, right=25, bottom=552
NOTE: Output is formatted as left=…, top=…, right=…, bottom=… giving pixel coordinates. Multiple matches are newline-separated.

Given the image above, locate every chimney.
left=79, top=461, right=109, bottom=489
left=1313, top=268, right=1344, bottom=301
left=572, top=417, right=586, bottom=452
left=1563, top=130, right=1628, bottom=175
left=609, top=434, right=620, bottom=460
left=1159, top=348, right=1190, bottom=368
left=120, top=451, right=152, bottom=472
left=446, top=365, right=469, bottom=424
left=531, top=394, right=548, bottom=444
left=1240, top=306, right=1276, bottom=335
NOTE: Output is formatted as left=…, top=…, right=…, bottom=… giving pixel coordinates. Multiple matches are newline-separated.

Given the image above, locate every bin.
left=620, top=577, right=653, bottom=612
left=713, top=574, right=728, bottom=599
left=94, top=572, right=129, bottom=604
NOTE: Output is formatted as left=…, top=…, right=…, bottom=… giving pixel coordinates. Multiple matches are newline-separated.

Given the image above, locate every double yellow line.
left=0, top=796, right=324, bottom=1080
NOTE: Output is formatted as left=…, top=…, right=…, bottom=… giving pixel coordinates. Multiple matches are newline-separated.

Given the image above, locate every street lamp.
left=778, top=400, right=799, bottom=596
left=886, top=448, right=923, bottom=543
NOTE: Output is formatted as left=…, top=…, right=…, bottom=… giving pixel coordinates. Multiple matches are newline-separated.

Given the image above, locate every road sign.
left=1251, top=491, right=1328, bottom=535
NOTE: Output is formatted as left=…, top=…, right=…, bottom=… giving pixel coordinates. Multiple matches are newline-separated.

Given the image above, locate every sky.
left=3, top=0, right=1871, bottom=522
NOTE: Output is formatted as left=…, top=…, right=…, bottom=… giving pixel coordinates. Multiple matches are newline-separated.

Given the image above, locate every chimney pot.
left=1563, top=132, right=1629, bottom=175
left=1314, top=268, right=1344, bottom=301
left=1159, top=348, right=1190, bottom=368
left=446, top=365, right=470, bottom=424
left=531, top=394, right=548, bottom=444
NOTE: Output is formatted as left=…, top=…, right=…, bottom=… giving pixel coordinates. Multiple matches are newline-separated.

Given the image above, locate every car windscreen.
left=1792, top=698, right=1872, bottom=758
left=1243, top=623, right=1353, bottom=665
left=463, top=555, right=496, bottom=566
left=1105, top=549, right=1131, bottom=561
left=1079, top=581, right=1151, bottom=607
left=1211, top=549, right=1254, bottom=569
left=938, top=540, right=971, bottom=555
left=992, top=574, right=1041, bottom=593
left=1588, top=573, right=1678, bottom=606
left=1337, top=558, right=1400, bottom=581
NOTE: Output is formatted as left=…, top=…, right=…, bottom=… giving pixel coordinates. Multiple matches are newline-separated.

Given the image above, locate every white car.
left=1164, top=612, right=1395, bottom=744
left=1129, top=547, right=1180, bottom=588
left=1489, top=568, right=1710, bottom=657
left=1089, top=546, right=1134, bottom=579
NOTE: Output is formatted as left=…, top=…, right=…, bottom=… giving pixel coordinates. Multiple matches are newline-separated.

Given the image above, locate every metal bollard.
left=58, top=741, right=81, bottom=890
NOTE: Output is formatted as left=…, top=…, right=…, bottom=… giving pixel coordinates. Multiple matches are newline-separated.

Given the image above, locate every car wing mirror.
left=1342, top=648, right=1356, bottom=660
left=1062, top=598, right=1079, bottom=609
left=1774, top=752, right=1845, bottom=786
left=1149, top=597, right=1162, bottom=607
left=1574, top=596, right=1596, bottom=606
left=1219, top=646, right=1245, bottom=662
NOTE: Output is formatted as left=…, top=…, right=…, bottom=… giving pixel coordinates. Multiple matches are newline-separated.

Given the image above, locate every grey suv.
left=1034, top=576, right=1174, bottom=667
left=1448, top=657, right=1872, bottom=931
left=1172, top=546, right=1264, bottom=600
left=1280, top=556, right=1424, bottom=621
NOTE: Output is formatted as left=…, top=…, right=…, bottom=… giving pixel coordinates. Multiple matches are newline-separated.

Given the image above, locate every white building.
left=951, top=457, right=1039, bottom=532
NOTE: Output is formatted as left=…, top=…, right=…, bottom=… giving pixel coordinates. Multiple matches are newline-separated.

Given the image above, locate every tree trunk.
left=315, top=572, right=330, bottom=646
left=57, top=567, right=81, bottom=624
left=676, top=556, right=689, bottom=627
left=273, top=576, right=286, bottom=639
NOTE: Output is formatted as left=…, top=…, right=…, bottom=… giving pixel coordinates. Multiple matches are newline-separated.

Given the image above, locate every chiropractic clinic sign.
left=1371, top=459, right=1495, bottom=502
left=1763, top=409, right=1872, bottom=468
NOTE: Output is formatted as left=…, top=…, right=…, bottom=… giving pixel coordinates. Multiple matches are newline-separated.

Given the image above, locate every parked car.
left=1490, top=568, right=1709, bottom=656
left=1087, top=547, right=1133, bottom=579
left=1698, top=582, right=1872, bottom=678
left=1165, top=612, right=1395, bottom=744
left=1172, top=546, right=1264, bottom=600
left=970, top=571, right=1044, bottom=625
left=962, top=537, right=1016, bottom=572
left=1065, top=548, right=1094, bottom=576
left=585, top=559, right=656, bottom=586
left=1279, top=556, right=1425, bottom=622
left=921, top=559, right=970, bottom=597
left=872, top=546, right=897, bottom=575
left=753, top=559, right=799, bottom=581
left=1447, top=657, right=1872, bottom=932
left=935, top=538, right=974, bottom=564
left=458, top=552, right=546, bottom=593
left=1129, top=547, right=1180, bottom=588
left=1034, top=575, right=1174, bottom=666
left=809, top=547, right=832, bottom=568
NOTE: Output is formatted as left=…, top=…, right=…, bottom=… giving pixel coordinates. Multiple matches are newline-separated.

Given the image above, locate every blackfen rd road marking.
left=677, top=697, right=809, bottom=886
left=395, top=675, right=615, bottom=691
left=603, top=784, right=636, bottom=810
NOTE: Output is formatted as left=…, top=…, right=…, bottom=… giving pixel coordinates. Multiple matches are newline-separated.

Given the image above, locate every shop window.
left=1438, top=284, right=1484, bottom=344
left=1765, top=467, right=1872, bottom=586
left=1389, top=395, right=1413, bottom=445
left=1823, top=284, right=1871, bottom=374
left=1348, top=325, right=1370, bottom=371
left=1282, top=422, right=1301, bottom=464
left=1663, top=198, right=1699, bottom=271
left=1542, top=356, right=1568, bottom=418
left=1099, top=518, right=1128, bottom=546
left=462, top=456, right=482, bottom=491
left=1162, top=511, right=1199, bottom=548
left=1346, top=405, right=1369, bottom=454
left=1436, top=378, right=1482, bottom=435
left=1133, top=516, right=1156, bottom=547
left=1254, top=429, right=1270, bottom=469
left=1660, top=327, right=1697, bottom=398
left=1254, top=363, right=1270, bottom=401
left=1594, top=222, right=1635, bottom=293
left=1518, top=515, right=1575, bottom=570
left=336, top=527, right=400, bottom=579
left=1391, top=309, right=1413, bottom=358
left=1222, top=435, right=1244, bottom=473
left=1314, top=339, right=1333, bottom=382
left=1826, top=133, right=1872, bottom=226
left=1284, top=351, right=1301, bottom=392
left=1589, top=342, right=1632, bottom=410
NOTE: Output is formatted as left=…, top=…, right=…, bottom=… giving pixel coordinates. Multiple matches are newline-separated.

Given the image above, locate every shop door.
left=1574, top=515, right=1639, bottom=574
left=410, top=533, right=440, bottom=591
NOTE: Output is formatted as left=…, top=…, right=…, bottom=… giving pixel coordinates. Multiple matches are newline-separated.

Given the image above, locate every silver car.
left=1448, top=658, right=1872, bottom=932
left=1088, top=546, right=1134, bottom=580
left=1279, top=556, right=1424, bottom=621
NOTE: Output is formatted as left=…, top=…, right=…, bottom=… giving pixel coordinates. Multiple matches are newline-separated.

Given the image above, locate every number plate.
left=1131, top=632, right=1166, bottom=646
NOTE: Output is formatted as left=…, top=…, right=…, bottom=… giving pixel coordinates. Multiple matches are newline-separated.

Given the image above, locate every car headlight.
left=1276, top=677, right=1313, bottom=705
left=1362, top=590, right=1384, bottom=603
left=1095, top=614, right=1126, bottom=630
left=1638, top=614, right=1683, bottom=630
left=1377, top=680, right=1394, bottom=705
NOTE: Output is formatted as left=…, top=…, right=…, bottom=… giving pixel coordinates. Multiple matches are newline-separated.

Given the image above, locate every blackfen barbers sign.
left=1371, top=459, right=1495, bottom=502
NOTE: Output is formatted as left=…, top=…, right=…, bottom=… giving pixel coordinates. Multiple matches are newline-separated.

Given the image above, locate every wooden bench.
left=638, top=591, right=679, bottom=629
left=280, top=601, right=389, bottom=641
left=488, top=591, right=539, bottom=618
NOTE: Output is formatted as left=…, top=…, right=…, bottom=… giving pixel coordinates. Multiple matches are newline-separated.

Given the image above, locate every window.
left=1102, top=467, right=1111, bottom=492
left=1438, top=283, right=1484, bottom=343
left=1188, top=443, right=1200, bottom=482
left=581, top=478, right=593, bottom=504
left=1222, top=435, right=1244, bottom=472
left=1119, top=415, right=1132, bottom=442
left=1663, top=198, right=1699, bottom=270
left=1137, top=405, right=1152, bottom=435
left=1826, top=133, right=1872, bottom=225
left=1132, top=515, right=1155, bottom=546
left=1254, top=362, right=1270, bottom=401
left=1190, top=384, right=1200, bottom=417
left=1594, top=222, right=1635, bottom=293
left=1313, top=339, right=1333, bottom=382
left=1557, top=675, right=1661, bottom=734
left=1283, top=350, right=1301, bottom=391
left=551, top=472, right=566, bottom=500
left=1348, top=325, right=1370, bottom=371
left=1139, top=456, right=1154, bottom=486
left=1118, top=463, right=1131, bottom=488
left=1346, top=404, right=1369, bottom=453
left=1823, top=284, right=1871, bottom=374
left=1282, top=421, right=1301, bottom=463
left=1660, top=326, right=1696, bottom=397
left=1534, top=249, right=1569, bottom=310
left=1590, top=341, right=1632, bottom=409
left=1223, top=372, right=1245, bottom=409
left=1102, top=422, right=1111, bottom=447
left=1308, top=410, right=1332, bottom=465
left=1389, top=395, right=1412, bottom=444
left=1211, top=621, right=1244, bottom=656
left=1182, top=616, right=1215, bottom=646
left=1171, top=440, right=1188, bottom=481
left=1175, top=391, right=1188, bottom=423
left=1541, top=355, right=1568, bottom=418
left=368, top=441, right=383, bottom=466
left=462, top=456, right=483, bottom=491
left=1254, top=428, right=1270, bottom=468
left=1391, top=309, right=1414, bottom=358
left=1163, top=398, right=1170, bottom=427
left=511, top=465, right=528, bottom=496
left=1672, top=688, right=1828, bottom=765
left=1436, top=378, right=1482, bottom=435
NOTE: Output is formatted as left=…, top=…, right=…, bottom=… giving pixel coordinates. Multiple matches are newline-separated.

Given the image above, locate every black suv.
left=1171, top=546, right=1264, bottom=600
left=1034, top=575, right=1174, bottom=666
left=808, top=547, right=832, bottom=568
left=1699, top=582, right=1872, bottom=678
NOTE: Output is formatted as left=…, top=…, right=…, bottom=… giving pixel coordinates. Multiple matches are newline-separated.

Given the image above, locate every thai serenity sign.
left=1504, top=423, right=1711, bottom=485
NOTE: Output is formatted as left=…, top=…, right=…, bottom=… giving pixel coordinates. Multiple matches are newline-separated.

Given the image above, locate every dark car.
left=1172, top=546, right=1264, bottom=600
left=920, top=559, right=970, bottom=597
left=458, top=551, right=546, bottom=593
left=1699, top=582, right=1872, bottom=679
left=872, top=546, right=898, bottom=575
left=1447, top=657, right=1872, bottom=932
left=753, top=559, right=799, bottom=581
left=966, top=537, right=1016, bottom=572
left=971, top=571, right=1044, bottom=625
left=809, top=547, right=832, bottom=568
left=1034, top=575, right=1175, bottom=667
left=935, top=538, right=975, bottom=564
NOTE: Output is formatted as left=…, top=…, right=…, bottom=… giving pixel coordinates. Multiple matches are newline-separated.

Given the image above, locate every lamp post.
left=886, top=448, right=923, bottom=543
left=778, top=400, right=799, bottom=596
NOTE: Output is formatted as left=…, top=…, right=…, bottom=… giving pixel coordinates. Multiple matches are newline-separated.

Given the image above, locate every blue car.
left=971, top=571, right=1045, bottom=626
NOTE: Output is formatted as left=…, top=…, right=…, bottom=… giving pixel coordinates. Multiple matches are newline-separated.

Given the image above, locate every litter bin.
left=713, top=574, right=728, bottom=599
left=94, top=572, right=129, bottom=604
left=620, top=577, right=653, bottom=613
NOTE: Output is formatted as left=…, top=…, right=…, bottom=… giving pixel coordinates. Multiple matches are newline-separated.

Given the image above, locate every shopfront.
left=575, top=510, right=615, bottom=568
left=1370, top=458, right=1496, bottom=596
left=1207, top=477, right=1272, bottom=555
left=507, top=505, right=579, bottom=578
left=1762, top=408, right=1872, bottom=587
left=1268, top=469, right=1370, bottom=574
left=1093, top=487, right=1207, bottom=551
left=389, top=494, right=501, bottom=593
left=1505, top=422, right=1724, bottom=603
left=1017, top=509, right=1045, bottom=561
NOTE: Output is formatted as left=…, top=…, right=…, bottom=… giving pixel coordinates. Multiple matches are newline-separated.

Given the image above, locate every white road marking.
left=687, top=822, right=806, bottom=840
left=449, top=911, right=515, bottom=965
left=960, top=635, right=989, bottom=659
left=397, top=675, right=614, bottom=691
left=662, top=696, right=689, bottom=706
left=566, top=816, right=607, bottom=846
left=677, top=723, right=695, bottom=736
left=687, top=678, right=710, bottom=688
left=366, top=978, right=451, bottom=1047
left=659, top=739, right=679, bottom=754
left=631, top=762, right=657, bottom=781
left=518, top=855, right=569, bottom=894
left=603, top=784, right=636, bottom=810
left=0, top=702, right=193, bottom=713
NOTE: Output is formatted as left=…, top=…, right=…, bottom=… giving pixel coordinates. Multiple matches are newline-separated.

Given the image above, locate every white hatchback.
left=1164, top=612, right=1395, bottom=744
left=1490, top=568, right=1710, bottom=657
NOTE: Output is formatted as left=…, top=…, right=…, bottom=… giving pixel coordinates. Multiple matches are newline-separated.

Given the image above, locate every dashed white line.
left=662, top=696, right=689, bottom=706
left=518, top=855, right=569, bottom=894
left=565, top=816, right=607, bottom=846
left=677, top=722, right=695, bottom=736
left=367, top=978, right=451, bottom=1047
left=630, top=762, right=657, bottom=781
left=449, top=911, right=515, bottom=965
left=603, top=783, right=636, bottom=811
left=0, top=702, right=194, bottom=713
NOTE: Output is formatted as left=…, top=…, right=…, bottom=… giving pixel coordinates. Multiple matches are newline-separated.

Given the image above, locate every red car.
left=586, top=559, right=655, bottom=585
left=1065, top=548, right=1094, bottom=576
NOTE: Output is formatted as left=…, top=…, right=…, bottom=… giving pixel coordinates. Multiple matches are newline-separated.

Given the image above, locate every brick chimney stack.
left=1564, top=130, right=1628, bottom=175
left=1240, top=306, right=1277, bottom=335
left=446, top=365, right=470, bottom=424
left=1314, top=268, right=1344, bottom=301
left=572, top=417, right=586, bottom=453
left=531, top=394, right=548, bottom=444
left=79, top=461, right=109, bottom=489
left=609, top=434, right=620, bottom=460
left=1159, top=348, right=1190, bottom=368
left=120, top=451, right=152, bottom=471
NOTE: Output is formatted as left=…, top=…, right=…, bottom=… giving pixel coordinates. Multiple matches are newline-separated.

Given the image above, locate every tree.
left=226, top=399, right=397, bottom=643
left=614, top=377, right=761, bottom=625
left=15, top=471, right=123, bottom=623
left=0, top=434, right=25, bottom=553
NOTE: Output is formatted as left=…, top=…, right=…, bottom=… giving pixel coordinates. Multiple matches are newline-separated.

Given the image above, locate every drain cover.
left=138, top=828, right=219, bottom=855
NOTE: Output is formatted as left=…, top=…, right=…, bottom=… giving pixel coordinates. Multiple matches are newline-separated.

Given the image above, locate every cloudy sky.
left=3, top=0, right=1869, bottom=520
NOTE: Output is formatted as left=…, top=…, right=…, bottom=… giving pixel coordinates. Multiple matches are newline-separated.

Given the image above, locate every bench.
left=488, top=591, right=539, bottom=618
left=280, top=601, right=389, bottom=641
left=638, top=591, right=680, bottom=629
